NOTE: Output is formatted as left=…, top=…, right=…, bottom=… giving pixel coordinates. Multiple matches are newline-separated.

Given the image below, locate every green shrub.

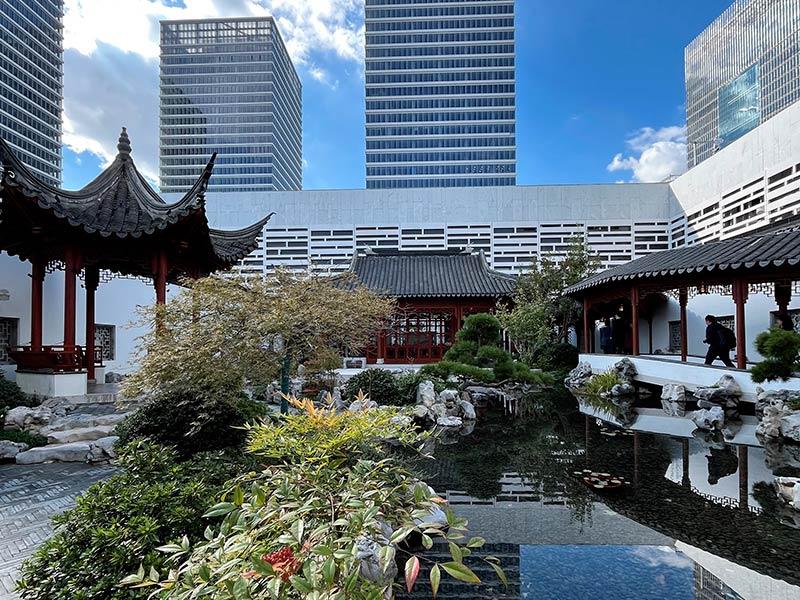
left=581, top=370, right=621, bottom=396
left=475, top=345, right=512, bottom=368
left=443, top=340, right=478, bottom=364
left=0, top=429, right=46, bottom=448
left=395, top=371, right=447, bottom=404
left=343, top=368, right=401, bottom=405
left=116, top=386, right=265, bottom=456
left=17, top=442, right=249, bottom=600
left=527, top=342, right=580, bottom=371
left=458, top=313, right=502, bottom=347
left=0, top=373, right=39, bottom=421
left=420, top=360, right=495, bottom=383
left=751, top=328, right=800, bottom=383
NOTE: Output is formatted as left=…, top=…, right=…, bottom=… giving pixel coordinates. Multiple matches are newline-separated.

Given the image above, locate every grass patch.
left=0, top=429, right=47, bottom=447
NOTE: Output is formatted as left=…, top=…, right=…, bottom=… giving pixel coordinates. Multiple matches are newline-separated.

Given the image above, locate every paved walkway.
left=0, top=463, right=115, bottom=599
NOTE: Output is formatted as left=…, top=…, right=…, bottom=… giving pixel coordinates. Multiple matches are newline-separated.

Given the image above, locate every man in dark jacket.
left=703, top=315, right=734, bottom=367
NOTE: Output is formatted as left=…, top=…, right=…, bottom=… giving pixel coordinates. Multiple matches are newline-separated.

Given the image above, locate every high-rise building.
left=159, top=17, right=302, bottom=193
left=0, top=0, right=63, bottom=187
left=365, top=0, right=516, bottom=189
left=685, top=0, right=800, bottom=168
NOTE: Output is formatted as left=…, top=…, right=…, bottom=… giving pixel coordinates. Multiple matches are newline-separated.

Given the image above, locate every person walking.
left=703, top=315, right=735, bottom=367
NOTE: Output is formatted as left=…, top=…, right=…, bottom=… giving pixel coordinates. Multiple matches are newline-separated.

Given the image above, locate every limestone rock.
left=87, top=436, right=119, bottom=462
left=355, top=536, right=397, bottom=585
left=438, top=389, right=459, bottom=403
left=694, top=375, right=742, bottom=403
left=332, top=388, right=347, bottom=412
left=463, top=386, right=502, bottom=407
left=348, top=399, right=378, bottom=412
left=756, top=387, right=800, bottom=418
left=776, top=477, right=800, bottom=511
left=40, top=412, right=127, bottom=435
left=104, top=371, right=124, bottom=383
left=690, top=406, right=725, bottom=431
left=15, top=442, right=92, bottom=464
left=565, top=362, right=593, bottom=390
left=390, top=415, right=412, bottom=428
left=780, top=412, right=800, bottom=443
left=0, top=440, right=28, bottom=461
left=612, top=358, right=637, bottom=382
left=758, top=402, right=793, bottom=439
left=661, top=384, right=686, bottom=417
left=46, top=425, right=116, bottom=445
left=430, top=403, right=448, bottom=420
left=417, top=381, right=437, bottom=407
left=412, top=405, right=430, bottom=420
left=436, top=416, right=463, bottom=428
left=610, top=382, right=634, bottom=397
left=4, top=406, right=54, bottom=433
left=458, top=399, right=476, bottom=420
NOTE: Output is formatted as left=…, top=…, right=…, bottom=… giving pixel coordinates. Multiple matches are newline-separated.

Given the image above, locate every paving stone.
left=0, top=462, right=115, bottom=599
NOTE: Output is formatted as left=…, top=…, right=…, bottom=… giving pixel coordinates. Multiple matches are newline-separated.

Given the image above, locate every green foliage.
left=526, top=342, right=580, bottom=371
left=0, top=373, right=39, bottom=421
left=343, top=368, right=402, bottom=406
left=421, top=360, right=496, bottom=383
left=498, top=238, right=599, bottom=352
left=581, top=370, right=621, bottom=397
left=247, top=398, right=424, bottom=465
left=116, top=387, right=265, bottom=456
left=0, top=429, right=46, bottom=448
left=395, top=371, right=447, bottom=405
left=17, top=442, right=249, bottom=600
left=443, top=340, right=479, bottom=365
left=458, top=313, right=502, bottom=347
left=475, top=345, right=512, bottom=368
left=127, top=410, right=504, bottom=599
left=751, top=328, right=800, bottom=383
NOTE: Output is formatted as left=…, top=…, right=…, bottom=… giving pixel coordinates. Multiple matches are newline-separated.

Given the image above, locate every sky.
left=60, top=0, right=734, bottom=191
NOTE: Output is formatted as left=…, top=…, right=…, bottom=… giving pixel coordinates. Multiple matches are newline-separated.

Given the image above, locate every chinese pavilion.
left=347, top=249, right=516, bottom=364
left=0, top=128, right=272, bottom=395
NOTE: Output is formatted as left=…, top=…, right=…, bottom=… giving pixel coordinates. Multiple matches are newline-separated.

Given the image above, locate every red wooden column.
left=85, top=266, right=99, bottom=381
left=30, top=258, right=45, bottom=350
left=776, top=281, right=792, bottom=318
left=733, top=279, right=748, bottom=369
left=679, top=287, right=688, bottom=362
left=630, top=286, right=640, bottom=356
left=582, top=297, right=591, bottom=353
left=63, top=247, right=81, bottom=348
left=738, top=445, right=749, bottom=511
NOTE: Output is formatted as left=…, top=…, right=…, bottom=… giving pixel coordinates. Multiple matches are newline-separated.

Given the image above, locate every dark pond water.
left=398, top=388, right=800, bottom=600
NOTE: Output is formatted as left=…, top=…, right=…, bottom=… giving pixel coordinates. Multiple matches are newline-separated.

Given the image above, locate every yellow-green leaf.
left=441, top=561, right=480, bottom=584
left=430, top=564, right=441, bottom=599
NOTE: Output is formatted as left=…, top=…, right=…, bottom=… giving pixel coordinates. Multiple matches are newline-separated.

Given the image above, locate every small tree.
left=499, top=238, right=599, bottom=354
left=751, top=328, right=800, bottom=383
left=123, top=271, right=394, bottom=397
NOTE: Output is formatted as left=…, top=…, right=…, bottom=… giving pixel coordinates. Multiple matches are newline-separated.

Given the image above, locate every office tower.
left=159, top=17, right=302, bottom=193
left=365, top=0, right=516, bottom=189
left=685, top=0, right=800, bottom=167
left=0, top=0, right=63, bottom=186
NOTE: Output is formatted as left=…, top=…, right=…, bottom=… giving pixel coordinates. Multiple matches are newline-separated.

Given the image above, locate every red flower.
left=262, top=546, right=302, bottom=581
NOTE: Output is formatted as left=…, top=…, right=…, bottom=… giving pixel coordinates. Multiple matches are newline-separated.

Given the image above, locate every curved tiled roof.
left=348, top=249, right=517, bottom=298
left=0, top=128, right=272, bottom=269
left=565, top=229, right=800, bottom=295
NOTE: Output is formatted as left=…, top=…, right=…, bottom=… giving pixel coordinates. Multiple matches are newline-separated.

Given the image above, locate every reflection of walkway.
left=0, top=463, right=115, bottom=599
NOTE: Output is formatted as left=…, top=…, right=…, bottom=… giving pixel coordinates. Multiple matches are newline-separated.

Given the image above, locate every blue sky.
left=60, top=0, right=733, bottom=190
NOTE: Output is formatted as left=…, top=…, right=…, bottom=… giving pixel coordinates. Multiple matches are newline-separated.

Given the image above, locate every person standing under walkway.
left=703, top=315, right=734, bottom=367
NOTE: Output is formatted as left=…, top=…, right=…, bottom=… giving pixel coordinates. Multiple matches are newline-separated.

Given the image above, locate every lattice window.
left=0, top=317, right=18, bottom=363
left=668, top=320, right=681, bottom=353
left=717, top=315, right=735, bottom=333
left=95, top=324, right=116, bottom=361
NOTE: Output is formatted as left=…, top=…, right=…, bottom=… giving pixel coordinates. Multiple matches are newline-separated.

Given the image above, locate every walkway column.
left=733, top=279, right=748, bottom=369
left=630, top=286, right=640, bottom=356
left=85, top=266, right=99, bottom=381
left=681, top=439, right=690, bottom=488
left=30, top=258, right=45, bottom=350
left=776, top=281, right=792, bottom=321
left=679, top=287, right=688, bottom=362
left=738, top=446, right=749, bottom=511
left=582, top=298, right=591, bottom=353
left=63, top=247, right=81, bottom=349
left=633, top=431, right=641, bottom=487
left=152, top=251, right=168, bottom=334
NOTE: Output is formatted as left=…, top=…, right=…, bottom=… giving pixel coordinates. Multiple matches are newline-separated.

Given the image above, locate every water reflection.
left=401, top=390, right=800, bottom=599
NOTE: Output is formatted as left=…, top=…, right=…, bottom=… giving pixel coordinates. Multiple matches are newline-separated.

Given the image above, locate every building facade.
left=159, top=17, right=302, bottom=194
left=364, top=0, right=516, bottom=189
left=0, top=0, right=63, bottom=186
left=685, top=0, right=800, bottom=167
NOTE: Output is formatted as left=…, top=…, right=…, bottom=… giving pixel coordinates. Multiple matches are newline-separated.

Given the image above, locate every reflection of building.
left=685, top=0, right=800, bottom=167
left=159, top=17, right=302, bottom=193
left=0, top=0, right=63, bottom=186
left=345, top=249, right=515, bottom=363
left=364, top=0, right=516, bottom=189
left=693, top=563, right=745, bottom=600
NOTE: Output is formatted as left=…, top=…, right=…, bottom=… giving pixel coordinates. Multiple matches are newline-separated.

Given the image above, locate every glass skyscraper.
left=159, top=17, right=302, bottom=193
left=365, top=0, right=516, bottom=189
left=685, top=0, right=800, bottom=168
left=0, top=0, right=63, bottom=187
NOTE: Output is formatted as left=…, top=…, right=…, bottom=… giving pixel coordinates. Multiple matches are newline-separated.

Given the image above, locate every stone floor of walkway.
left=0, top=462, right=115, bottom=599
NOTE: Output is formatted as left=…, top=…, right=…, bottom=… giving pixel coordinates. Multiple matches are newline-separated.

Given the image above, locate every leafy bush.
left=581, top=370, right=621, bottom=397
left=247, top=397, right=424, bottom=464
left=395, top=371, right=447, bottom=405
left=443, top=340, right=479, bottom=365
left=0, top=373, right=39, bottom=421
left=127, top=408, right=505, bottom=599
left=116, top=386, right=265, bottom=456
left=0, top=429, right=46, bottom=448
left=343, top=368, right=402, bottom=406
left=527, top=342, right=580, bottom=371
left=751, top=328, right=800, bottom=383
left=17, top=442, right=249, bottom=600
left=475, top=345, right=512, bottom=368
left=458, top=313, right=502, bottom=347
left=421, top=360, right=496, bottom=383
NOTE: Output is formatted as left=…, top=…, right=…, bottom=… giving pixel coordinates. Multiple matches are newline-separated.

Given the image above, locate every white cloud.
left=607, top=125, right=688, bottom=183
left=61, top=0, right=365, bottom=182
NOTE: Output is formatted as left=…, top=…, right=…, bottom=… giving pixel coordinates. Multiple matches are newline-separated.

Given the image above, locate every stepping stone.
left=46, top=425, right=116, bottom=444
left=15, top=442, right=92, bottom=465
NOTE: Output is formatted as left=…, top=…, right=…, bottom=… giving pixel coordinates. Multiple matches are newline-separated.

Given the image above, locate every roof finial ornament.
left=117, top=127, right=132, bottom=158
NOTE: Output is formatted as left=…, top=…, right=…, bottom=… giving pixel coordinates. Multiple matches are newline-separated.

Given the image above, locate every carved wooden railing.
left=8, top=345, right=104, bottom=373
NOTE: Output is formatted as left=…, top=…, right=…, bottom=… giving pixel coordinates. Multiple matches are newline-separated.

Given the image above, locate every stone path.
left=0, top=463, right=115, bottom=599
